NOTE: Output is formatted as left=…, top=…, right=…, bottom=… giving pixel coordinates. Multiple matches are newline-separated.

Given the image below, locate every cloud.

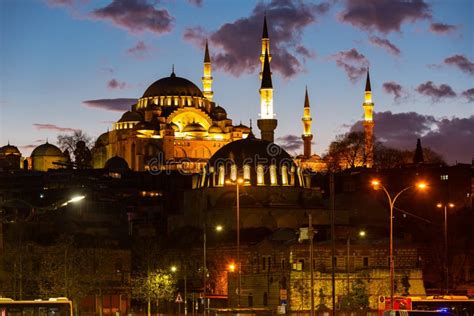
left=416, top=81, right=456, bottom=102
left=127, top=41, right=153, bottom=59
left=82, top=98, right=137, bottom=112
left=107, top=79, right=127, bottom=90
left=383, top=81, right=405, bottom=101
left=369, top=36, right=400, bottom=56
left=461, top=88, right=474, bottom=102
left=33, top=124, right=78, bottom=132
left=90, top=0, right=174, bottom=35
left=187, top=0, right=202, bottom=7
left=183, top=26, right=208, bottom=47
left=443, top=55, right=474, bottom=75
left=350, top=111, right=474, bottom=164
left=339, top=0, right=431, bottom=34
left=184, top=0, right=329, bottom=78
left=429, top=22, right=457, bottom=34
left=331, top=48, right=368, bottom=82
left=45, top=0, right=74, bottom=7
left=276, top=134, right=303, bottom=153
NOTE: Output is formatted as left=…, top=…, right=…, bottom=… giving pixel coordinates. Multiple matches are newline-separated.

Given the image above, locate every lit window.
left=218, top=165, right=225, bottom=186
left=270, top=165, right=277, bottom=185
left=440, top=175, right=448, bottom=181
left=257, top=165, right=264, bottom=185
left=281, top=165, right=288, bottom=185
left=243, top=164, right=251, bottom=181
left=230, top=164, right=237, bottom=181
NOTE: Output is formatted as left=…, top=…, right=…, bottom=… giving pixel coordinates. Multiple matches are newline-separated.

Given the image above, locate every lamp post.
left=203, top=224, right=223, bottom=315
left=226, top=178, right=244, bottom=307
left=371, top=180, right=426, bottom=310
left=437, top=202, right=454, bottom=294
left=171, top=265, right=187, bottom=316
left=346, top=230, right=366, bottom=296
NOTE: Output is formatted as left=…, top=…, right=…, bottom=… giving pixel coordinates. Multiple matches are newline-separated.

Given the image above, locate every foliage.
left=57, top=130, right=93, bottom=164
left=340, top=278, right=369, bottom=310
left=323, top=132, right=367, bottom=171
left=132, top=269, right=177, bottom=305
left=73, top=140, right=92, bottom=168
left=374, top=143, right=445, bottom=169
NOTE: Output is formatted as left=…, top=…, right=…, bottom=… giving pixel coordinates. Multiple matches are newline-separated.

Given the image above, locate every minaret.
left=362, top=69, right=374, bottom=168
left=301, top=87, right=313, bottom=157
left=202, top=39, right=214, bottom=101
left=257, top=48, right=277, bottom=142
left=259, top=15, right=271, bottom=79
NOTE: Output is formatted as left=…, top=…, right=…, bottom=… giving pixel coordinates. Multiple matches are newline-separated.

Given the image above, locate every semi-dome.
left=142, top=72, right=204, bottom=98
left=208, top=124, right=223, bottom=134
left=31, top=143, right=64, bottom=157
left=118, top=111, right=142, bottom=122
left=0, top=144, right=21, bottom=156
left=104, top=155, right=129, bottom=171
left=212, top=106, right=227, bottom=120
left=183, top=122, right=206, bottom=133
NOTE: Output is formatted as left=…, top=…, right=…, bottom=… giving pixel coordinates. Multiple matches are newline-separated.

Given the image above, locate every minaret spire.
left=257, top=48, right=277, bottom=142
left=362, top=68, right=374, bottom=168
left=302, top=86, right=313, bottom=158
left=260, top=15, right=271, bottom=79
left=202, top=39, right=214, bottom=101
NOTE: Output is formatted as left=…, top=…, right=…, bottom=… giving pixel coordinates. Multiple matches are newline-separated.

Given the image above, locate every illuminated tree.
left=132, top=269, right=177, bottom=315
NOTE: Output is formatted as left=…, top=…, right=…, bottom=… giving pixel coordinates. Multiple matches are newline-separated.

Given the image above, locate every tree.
left=73, top=140, right=92, bottom=168
left=340, top=278, right=369, bottom=312
left=323, top=131, right=366, bottom=171
left=132, top=269, right=177, bottom=316
left=57, top=130, right=93, bottom=162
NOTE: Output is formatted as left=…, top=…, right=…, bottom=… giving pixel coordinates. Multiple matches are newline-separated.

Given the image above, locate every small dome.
left=212, top=106, right=227, bottom=120
left=183, top=122, right=206, bottom=133
left=233, top=123, right=250, bottom=131
left=208, top=124, right=223, bottom=134
left=118, top=111, right=142, bottom=122
left=142, top=73, right=204, bottom=98
left=104, top=156, right=129, bottom=171
left=167, top=122, right=180, bottom=132
left=0, top=144, right=21, bottom=156
left=31, top=143, right=64, bottom=157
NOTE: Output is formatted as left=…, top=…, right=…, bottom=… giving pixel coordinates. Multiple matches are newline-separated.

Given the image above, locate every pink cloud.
left=107, top=79, right=127, bottom=90
left=33, top=124, right=78, bottom=132
left=369, top=36, right=401, bottom=56
left=429, top=22, right=457, bottom=35
left=331, top=48, right=369, bottom=82
left=416, top=81, right=456, bottom=102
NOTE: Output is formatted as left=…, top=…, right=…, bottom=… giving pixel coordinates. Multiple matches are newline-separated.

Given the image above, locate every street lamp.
left=371, top=180, right=427, bottom=310
left=203, top=224, right=223, bottom=315
left=437, top=202, right=455, bottom=294
left=171, top=265, right=187, bottom=316
left=346, top=230, right=366, bottom=296
left=225, top=178, right=244, bottom=307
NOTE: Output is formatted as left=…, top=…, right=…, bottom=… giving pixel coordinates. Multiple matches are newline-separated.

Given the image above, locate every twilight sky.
left=1, top=0, right=473, bottom=164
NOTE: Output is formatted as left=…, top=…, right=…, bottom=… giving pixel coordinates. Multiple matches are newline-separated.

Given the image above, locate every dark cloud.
left=461, top=88, right=474, bottom=102
left=33, top=124, right=78, bottom=132
left=416, top=81, right=456, bottom=102
left=82, top=98, right=137, bottom=112
left=276, top=134, right=303, bottom=153
left=429, top=22, right=457, bottom=34
left=127, top=41, right=153, bottom=59
left=383, top=81, right=405, bottom=101
left=187, top=0, right=202, bottom=7
left=350, top=111, right=473, bottom=164
left=339, top=0, right=431, bottom=33
left=331, top=48, right=368, bottom=82
left=369, top=36, right=400, bottom=56
left=107, top=79, right=127, bottom=90
left=185, top=0, right=330, bottom=78
left=183, top=26, right=208, bottom=47
left=443, top=55, right=474, bottom=75
left=90, top=0, right=174, bottom=35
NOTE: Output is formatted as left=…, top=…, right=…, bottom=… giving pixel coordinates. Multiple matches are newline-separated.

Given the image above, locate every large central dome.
left=142, top=72, right=204, bottom=98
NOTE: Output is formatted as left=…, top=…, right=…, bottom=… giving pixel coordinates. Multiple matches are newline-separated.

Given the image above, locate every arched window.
left=257, top=165, right=264, bottom=185
left=243, top=164, right=251, bottom=181
left=230, top=164, right=237, bottom=181
left=281, top=165, right=288, bottom=185
left=218, top=165, right=225, bottom=186
left=270, top=165, right=277, bottom=186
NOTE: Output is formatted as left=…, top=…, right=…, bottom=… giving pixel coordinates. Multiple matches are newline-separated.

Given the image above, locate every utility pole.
left=309, top=214, right=315, bottom=316
left=330, top=173, right=336, bottom=316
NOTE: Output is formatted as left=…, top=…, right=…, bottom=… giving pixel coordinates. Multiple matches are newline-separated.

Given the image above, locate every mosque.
left=0, top=16, right=375, bottom=175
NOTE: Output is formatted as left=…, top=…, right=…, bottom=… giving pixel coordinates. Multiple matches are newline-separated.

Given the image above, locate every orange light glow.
left=228, top=263, right=236, bottom=272
left=437, top=203, right=443, bottom=208
left=237, top=178, right=244, bottom=184
left=449, top=203, right=455, bottom=208
left=371, top=180, right=380, bottom=189
left=417, top=182, right=427, bottom=190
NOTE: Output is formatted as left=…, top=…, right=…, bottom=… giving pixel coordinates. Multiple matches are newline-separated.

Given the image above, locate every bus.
left=0, top=298, right=73, bottom=316
left=378, top=296, right=474, bottom=316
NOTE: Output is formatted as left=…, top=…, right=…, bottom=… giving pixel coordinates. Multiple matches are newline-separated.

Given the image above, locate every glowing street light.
left=371, top=179, right=427, bottom=309
left=60, top=195, right=86, bottom=207
left=437, top=202, right=455, bottom=293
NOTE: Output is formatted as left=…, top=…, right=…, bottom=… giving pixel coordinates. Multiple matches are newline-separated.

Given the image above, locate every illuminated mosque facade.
left=0, top=17, right=375, bottom=175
